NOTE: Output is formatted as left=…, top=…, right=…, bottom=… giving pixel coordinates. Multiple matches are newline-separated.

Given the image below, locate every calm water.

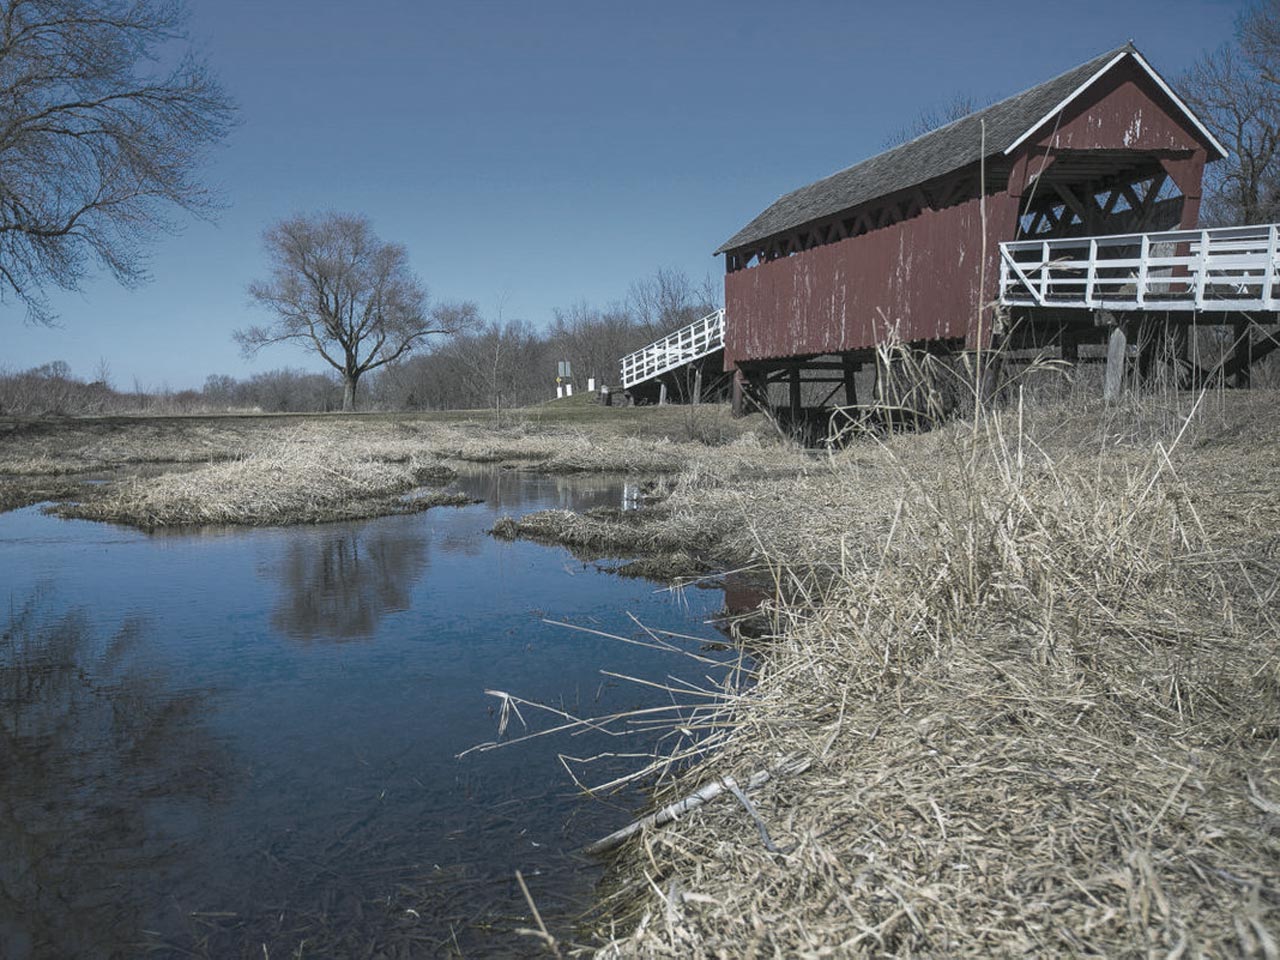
left=0, top=469, right=738, bottom=958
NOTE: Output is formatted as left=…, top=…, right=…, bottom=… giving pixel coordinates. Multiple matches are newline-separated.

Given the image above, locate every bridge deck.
left=619, top=308, right=725, bottom=389
left=999, top=223, right=1280, bottom=314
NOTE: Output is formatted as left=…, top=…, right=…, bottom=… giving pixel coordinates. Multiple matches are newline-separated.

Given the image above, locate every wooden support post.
left=1061, top=327, right=1079, bottom=364
left=979, top=353, right=1003, bottom=407
left=1234, top=320, right=1252, bottom=389
left=1170, top=322, right=1190, bottom=390
left=1136, top=318, right=1158, bottom=385
left=658, top=381, right=668, bottom=406
left=788, top=368, right=802, bottom=419
left=731, top=369, right=745, bottom=417
left=692, top=366, right=703, bottom=405
left=1104, top=322, right=1128, bottom=402
left=842, top=355, right=859, bottom=406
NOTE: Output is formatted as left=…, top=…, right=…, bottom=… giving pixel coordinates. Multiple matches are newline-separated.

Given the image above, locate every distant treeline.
left=0, top=361, right=343, bottom=417
left=1, top=269, right=720, bottom=416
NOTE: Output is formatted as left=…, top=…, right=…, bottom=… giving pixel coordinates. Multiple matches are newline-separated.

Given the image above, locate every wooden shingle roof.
left=716, top=44, right=1224, bottom=255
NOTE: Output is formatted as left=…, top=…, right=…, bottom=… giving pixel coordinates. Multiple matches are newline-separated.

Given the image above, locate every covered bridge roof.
left=716, top=43, right=1226, bottom=255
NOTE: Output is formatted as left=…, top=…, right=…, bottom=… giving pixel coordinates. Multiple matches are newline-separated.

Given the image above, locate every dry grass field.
left=0, top=397, right=772, bottom=523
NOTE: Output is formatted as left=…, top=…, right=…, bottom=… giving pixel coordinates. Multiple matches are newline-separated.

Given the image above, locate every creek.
left=0, top=468, right=738, bottom=958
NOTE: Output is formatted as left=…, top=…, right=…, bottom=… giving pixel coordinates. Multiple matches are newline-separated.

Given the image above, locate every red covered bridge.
left=622, top=44, right=1280, bottom=419
left=719, top=42, right=1229, bottom=417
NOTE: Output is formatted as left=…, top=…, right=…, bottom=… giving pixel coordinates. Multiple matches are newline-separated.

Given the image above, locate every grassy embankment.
left=566, top=387, right=1279, bottom=958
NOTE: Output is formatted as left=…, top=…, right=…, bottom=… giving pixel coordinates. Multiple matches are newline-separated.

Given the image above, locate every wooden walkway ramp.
left=619, top=308, right=726, bottom=402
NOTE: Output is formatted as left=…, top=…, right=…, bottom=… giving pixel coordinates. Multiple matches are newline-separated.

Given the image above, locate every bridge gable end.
left=1022, top=56, right=1215, bottom=159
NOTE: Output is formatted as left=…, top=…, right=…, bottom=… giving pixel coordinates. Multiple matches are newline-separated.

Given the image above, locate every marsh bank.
left=3, top=395, right=1278, bottom=956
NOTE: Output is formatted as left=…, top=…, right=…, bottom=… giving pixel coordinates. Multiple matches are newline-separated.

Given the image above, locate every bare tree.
left=436, top=317, right=543, bottom=414
left=548, top=301, right=645, bottom=388
left=625, top=267, right=720, bottom=341
left=0, top=0, right=236, bottom=322
left=1180, top=2, right=1280, bottom=225
left=882, top=93, right=983, bottom=148
left=237, top=212, right=477, bottom=411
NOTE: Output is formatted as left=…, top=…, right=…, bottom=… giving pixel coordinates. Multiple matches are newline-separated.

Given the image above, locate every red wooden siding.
left=724, top=55, right=1214, bottom=369
left=725, top=189, right=1016, bottom=364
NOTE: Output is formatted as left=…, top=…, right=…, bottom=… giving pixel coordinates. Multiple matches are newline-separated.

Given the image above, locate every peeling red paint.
left=1031, top=59, right=1204, bottom=154
left=725, top=191, right=1011, bottom=365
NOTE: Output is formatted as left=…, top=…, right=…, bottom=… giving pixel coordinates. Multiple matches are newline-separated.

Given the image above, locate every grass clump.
left=54, top=440, right=467, bottom=528
left=492, top=507, right=721, bottom=581
left=588, top=389, right=1280, bottom=957
left=0, top=476, right=85, bottom=513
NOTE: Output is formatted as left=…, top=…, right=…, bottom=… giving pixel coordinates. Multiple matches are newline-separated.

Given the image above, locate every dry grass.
left=564, top=388, right=1280, bottom=958
left=428, top=422, right=784, bottom=476
left=0, top=405, right=783, bottom=525
left=0, top=401, right=765, bottom=473
left=54, top=439, right=469, bottom=528
left=0, top=475, right=85, bottom=513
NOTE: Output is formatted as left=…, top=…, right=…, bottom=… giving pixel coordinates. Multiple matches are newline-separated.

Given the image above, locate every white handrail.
left=1000, top=222, right=1280, bottom=312
left=619, top=308, right=726, bottom=388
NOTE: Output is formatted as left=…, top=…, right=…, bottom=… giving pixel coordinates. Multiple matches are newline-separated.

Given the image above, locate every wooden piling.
left=842, top=355, right=859, bottom=406
left=1233, top=320, right=1252, bottom=389
left=1104, top=323, right=1128, bottom=402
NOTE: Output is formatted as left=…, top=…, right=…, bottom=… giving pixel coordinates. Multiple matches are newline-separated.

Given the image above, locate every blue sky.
left=3, top=0, right=1246, bottom=390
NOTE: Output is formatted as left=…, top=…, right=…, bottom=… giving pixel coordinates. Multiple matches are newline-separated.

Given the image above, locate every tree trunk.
left=342, top=374, right=358, bottom=411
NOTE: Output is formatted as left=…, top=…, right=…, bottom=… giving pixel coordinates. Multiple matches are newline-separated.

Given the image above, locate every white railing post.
left=1266, top=224, right=1278, bottom=309
left=1194, top=229, right=1209, bottom=309
left=1085, top=238, right=1097, bottom=306
left=1136, top=234, right=1149, bottom=307
left=1040, top=240, right=1050, bottom=301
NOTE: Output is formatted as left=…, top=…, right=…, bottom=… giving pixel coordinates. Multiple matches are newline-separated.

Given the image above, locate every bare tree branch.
left=882, top=93, right=985, bottom=149
left=0, top=0, right=237, bottom=322
left=1180, top=1, right=1280, bottom=225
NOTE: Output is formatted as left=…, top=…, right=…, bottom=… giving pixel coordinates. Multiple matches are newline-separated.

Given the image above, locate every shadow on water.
left=0, top=595, right=235, bottom=960
left=0, top=469, right=760, bottom=957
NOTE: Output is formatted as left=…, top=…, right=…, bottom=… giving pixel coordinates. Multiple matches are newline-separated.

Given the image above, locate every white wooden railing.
left=1000, top=223, right=1280, bottom=313
left=619, top=308, right=725, bottom=388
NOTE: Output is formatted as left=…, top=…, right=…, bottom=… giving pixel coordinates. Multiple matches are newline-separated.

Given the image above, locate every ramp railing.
left=619, top=308, right=725, bottom=389
left=999, top=223, right=1280, bottom=313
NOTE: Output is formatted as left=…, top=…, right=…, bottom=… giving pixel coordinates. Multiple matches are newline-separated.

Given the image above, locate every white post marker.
left=556, top=385, right=564, bottom=399
left=566, top=383, right=573, bottom=397
left=588, top=377, right=596, bottom=392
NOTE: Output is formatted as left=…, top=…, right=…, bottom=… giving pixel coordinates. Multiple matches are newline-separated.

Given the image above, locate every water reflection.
left=267, top=528, right=429, bottom=641
left=0, top=594, right=233, bottom=960
left=451, top=466, right=623, bottom=513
